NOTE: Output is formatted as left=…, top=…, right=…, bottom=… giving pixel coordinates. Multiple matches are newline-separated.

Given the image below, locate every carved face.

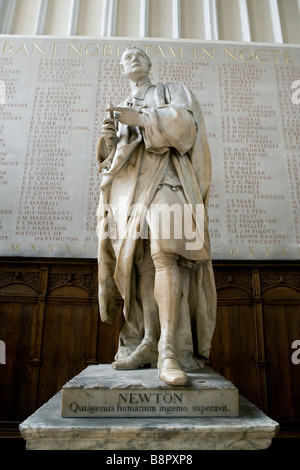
left=120, top=48, right=151, bottom=81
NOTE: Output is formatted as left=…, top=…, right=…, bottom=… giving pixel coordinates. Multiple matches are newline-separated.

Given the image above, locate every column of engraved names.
left=219, top=62, right=287, bottom=255
left=157, top=59, right=222, bottom=244
left=0, top=57, right=25, bottom=250
left=87, top=57, right=129, bottom=255
left=276, top=64, right=300, bottom=246
left=15, top=58, right=86, bottom=252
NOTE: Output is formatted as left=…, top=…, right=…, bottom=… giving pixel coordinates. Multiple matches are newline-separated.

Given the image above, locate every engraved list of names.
left=0, top=38, right=299, bottom=260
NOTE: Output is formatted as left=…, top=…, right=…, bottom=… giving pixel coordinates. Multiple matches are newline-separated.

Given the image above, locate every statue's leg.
left=111, top=241, right=159, bottom=370
left=152, top=251, right=188, bottom=386
left=136, top=241, right=160, bottom=345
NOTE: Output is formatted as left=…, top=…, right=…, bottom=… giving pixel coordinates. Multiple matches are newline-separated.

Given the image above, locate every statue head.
left=120, top=47, right=152, bottom=82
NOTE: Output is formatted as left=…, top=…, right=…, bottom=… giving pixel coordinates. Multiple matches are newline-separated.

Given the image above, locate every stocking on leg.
left=152, top=251, right=188, bottom=385
left=112, top=242, right=159, bottom=370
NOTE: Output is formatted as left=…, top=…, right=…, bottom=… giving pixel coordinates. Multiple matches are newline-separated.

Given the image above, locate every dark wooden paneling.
left=0, top=269, right=39, bottom=423
left=0, top=258, right=299, bottom=437
left=210, top=267, right=261, bottom=407
left=210, top=303, right=261, bottom=408
left=36, top=302, right=94, bottom=409
left=262, top=282, right=300, bottom=423
left=0, top=302, right=36, bottom=421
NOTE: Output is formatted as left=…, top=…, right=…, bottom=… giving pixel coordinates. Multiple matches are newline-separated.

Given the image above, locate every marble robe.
left=96, top=81, right=217, bottom=370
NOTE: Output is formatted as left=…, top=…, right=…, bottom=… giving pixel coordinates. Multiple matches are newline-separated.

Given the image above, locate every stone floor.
left=0, top=435, right=299, bottom=464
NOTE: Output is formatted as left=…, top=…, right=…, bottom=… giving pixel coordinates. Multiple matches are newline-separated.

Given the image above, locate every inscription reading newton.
left=118, top=392, right=183, bottom=404
left=0, top=37, right=299, bottom=260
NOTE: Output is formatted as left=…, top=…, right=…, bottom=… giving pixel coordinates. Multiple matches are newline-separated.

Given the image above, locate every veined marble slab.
left=19, top=391, right=279, bottom=450
left=0, top=37, right=299, bottom=260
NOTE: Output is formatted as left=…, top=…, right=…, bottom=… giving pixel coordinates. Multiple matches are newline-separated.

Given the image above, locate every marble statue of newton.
left=96, top=47, right=217, bottom=386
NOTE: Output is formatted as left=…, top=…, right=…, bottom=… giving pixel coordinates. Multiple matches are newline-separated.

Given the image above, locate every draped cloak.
left=96, top=82, right=217, bottom=370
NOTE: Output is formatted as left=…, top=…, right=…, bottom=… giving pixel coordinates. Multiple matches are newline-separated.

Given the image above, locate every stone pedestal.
left=19, top=365, right=279, bottom=450
left=61, top=365, right=239, bottom=418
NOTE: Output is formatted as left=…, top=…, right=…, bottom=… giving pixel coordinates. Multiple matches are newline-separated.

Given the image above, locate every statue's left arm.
left=141, top=83, right=197, bottom=156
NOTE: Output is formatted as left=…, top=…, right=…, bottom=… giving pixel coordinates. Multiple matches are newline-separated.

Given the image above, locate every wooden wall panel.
left=0, top=270, right=39, bottom=423
left=263, top=304, right=300, bottom=422
left=0, top=302, right=36, bottom=421
left=262, top=285, right=300, bottom=423
left=210, top=303, right=261, bottom=409
left=36, top=302, right=94, bottom=410
left=210, top=266, right=262, bottom=408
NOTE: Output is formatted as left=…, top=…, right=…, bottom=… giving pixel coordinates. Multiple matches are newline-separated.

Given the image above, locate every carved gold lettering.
left=86, top=43, right=99, bottom=56
left=168, top=46, right=183, bottom=58
left=281, top=247, right=287, bottom=255
left=53, top=43, right=60, bottom=55
left=32, top=42, right=46, bottom=55
left=265, top=247, right=271, bottom=255
left=222, top=47, right=286, bottom=63
left=230, top=247, right=239, bottom=255
left=153, top=46, right=165, bottom=58
left=69, top=43, right=82, bottom=55
left=212, top=247, right=220, bottom=255
left=284, top=51, right=294, bottom=63
left=48, top=244, right=54, bottom=253
left=65, top=245, right=71, bottom=254
left=224, top=48, right=237, bottom=61
left=240, top=49, right=253, bottom=62
left=255, top=50, right=268, bottom=62
left=202, top=47, right=214, bottom=60
left=30, top=244, right=36, bottom=252
left=2, top=41, right=14, bottom=55
left=11, top=244, right=19, bottom=252
left=249, top=247, right=255, bottom=255
left=103, top=44, right=112, bottom=56
left=272, top=51, right=280, bottom=63
left=143, top=45, right=153, bottom=55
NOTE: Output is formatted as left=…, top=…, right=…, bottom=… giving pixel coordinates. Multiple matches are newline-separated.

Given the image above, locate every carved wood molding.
left=0, top=271, right=40, bottom=292
left=214, top=272, right=253, bottom=294
left=48, top=272, right=93, bottom=294
left=259, top=272, right=300, bottom=293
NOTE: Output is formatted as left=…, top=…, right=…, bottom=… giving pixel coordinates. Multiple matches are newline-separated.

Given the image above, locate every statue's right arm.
left=96, top=118, right=118, bottom=171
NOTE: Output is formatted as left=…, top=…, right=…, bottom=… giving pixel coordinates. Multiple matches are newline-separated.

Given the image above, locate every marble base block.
left=19, top=392, right=279, bottom=450
left=61, top=365, right=239, bottom=418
